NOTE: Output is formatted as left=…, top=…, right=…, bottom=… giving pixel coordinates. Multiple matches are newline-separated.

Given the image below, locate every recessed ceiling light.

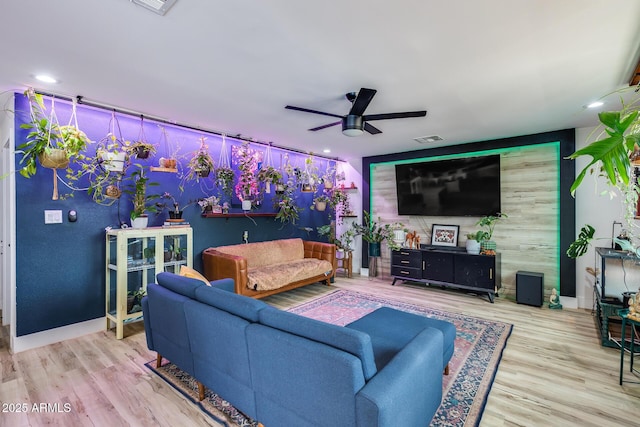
left=323, top=149, right=331, bottom=153
left=587, top=101, right=604, bottom=108
left=35, top=74, right=57, bottom=84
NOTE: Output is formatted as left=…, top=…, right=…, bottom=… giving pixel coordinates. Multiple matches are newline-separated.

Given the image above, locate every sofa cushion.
left=156, top=272, right=205, bottom=299
left=194, top=284, right=268, bottom=322
left=215, top=238, right=304, bottom=269
left=259, top=307, right=377, bottom=380
left=247, top=258, right=333, bottom=291
left=179, top=265, right=211, bottom=286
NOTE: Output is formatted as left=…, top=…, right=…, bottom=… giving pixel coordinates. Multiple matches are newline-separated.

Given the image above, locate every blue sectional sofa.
left=142, top=272, right=454, bottom=427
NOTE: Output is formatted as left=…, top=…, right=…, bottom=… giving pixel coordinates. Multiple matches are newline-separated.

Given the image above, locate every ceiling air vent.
left=414, top=135, right=443, bottom=144
left=130, top=0, right=177, bottom=15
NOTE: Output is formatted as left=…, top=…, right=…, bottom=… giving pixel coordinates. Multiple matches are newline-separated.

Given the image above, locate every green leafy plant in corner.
left=567, top=91, right=640, bottom=256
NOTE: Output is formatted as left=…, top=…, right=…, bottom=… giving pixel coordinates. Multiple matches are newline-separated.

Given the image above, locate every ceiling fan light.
left=342, top=128, right=364, bottom=137
left=342, top=115, right=364, bottom=137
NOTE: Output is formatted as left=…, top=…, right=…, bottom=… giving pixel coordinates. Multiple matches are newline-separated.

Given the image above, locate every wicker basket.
left=38, top=149, right=69, bottom=169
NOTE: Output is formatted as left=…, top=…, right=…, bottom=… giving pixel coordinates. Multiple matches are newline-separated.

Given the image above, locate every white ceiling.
left=1, top=0, right=639, bottom=164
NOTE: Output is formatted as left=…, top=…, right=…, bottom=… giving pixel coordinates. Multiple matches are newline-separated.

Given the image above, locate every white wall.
left=573, top=125, right=637, bottom=309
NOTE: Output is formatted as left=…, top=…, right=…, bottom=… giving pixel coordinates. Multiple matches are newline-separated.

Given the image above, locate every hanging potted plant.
left=299, top=154, right=320, bottom=192
left=322, top=163, right=336, bottom=189
left=215, top=166, right=235, bottom=201
left=17, top=90, right=91, bottom=179
left=126, top=165, right=160, bottom=228
left=129, top=140, right=156, bottom=160
left=257, top=165, right=283, bottom=194
left=311, top=194, right=331, bottom=212
left=234, top=142, right=260, bottom=210
left=186, top=137, right=215, bottom=180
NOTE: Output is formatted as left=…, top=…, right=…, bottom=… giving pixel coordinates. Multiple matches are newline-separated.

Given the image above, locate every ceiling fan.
left=285, top=88, right=427, bottom=136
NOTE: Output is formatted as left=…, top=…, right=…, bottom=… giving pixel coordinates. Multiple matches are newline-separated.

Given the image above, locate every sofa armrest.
left=202, top=248, right=248, bottom=294
left=303, top=240, right=336, bottom=276
left=355, top=328, right=443, bottom=427
left=209, top=278, right=235, bottom=292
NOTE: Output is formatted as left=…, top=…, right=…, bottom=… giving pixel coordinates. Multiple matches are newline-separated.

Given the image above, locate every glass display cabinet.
left=105, top=226, right=193, bottom=339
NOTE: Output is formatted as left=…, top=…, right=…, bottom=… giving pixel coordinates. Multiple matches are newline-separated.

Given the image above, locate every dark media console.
left=391, top=247, right=501, bottom=302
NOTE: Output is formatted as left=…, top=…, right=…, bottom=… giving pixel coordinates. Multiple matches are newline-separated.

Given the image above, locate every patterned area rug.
left=145, top=289, right=512, bottom=427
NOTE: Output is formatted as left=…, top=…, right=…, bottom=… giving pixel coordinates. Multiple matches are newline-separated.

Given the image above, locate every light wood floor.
left=1, top=275, right=639, bottom=426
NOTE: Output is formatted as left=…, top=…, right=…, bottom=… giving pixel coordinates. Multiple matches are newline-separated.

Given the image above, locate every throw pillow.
left=179, top=265, right=211, bottom=286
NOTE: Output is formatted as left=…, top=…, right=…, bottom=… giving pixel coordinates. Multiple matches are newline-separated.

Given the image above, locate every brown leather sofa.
left=202, top=238, right=336, bottom=298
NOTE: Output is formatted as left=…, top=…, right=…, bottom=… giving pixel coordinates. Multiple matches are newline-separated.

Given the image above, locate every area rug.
left=145, top=289, right=512, bottom=427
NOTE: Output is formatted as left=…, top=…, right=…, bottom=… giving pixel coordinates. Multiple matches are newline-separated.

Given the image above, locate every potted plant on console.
left=472, top=212, right=507, bottom=255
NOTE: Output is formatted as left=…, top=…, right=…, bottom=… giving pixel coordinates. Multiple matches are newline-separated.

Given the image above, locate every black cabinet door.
left=423, top=251, right=454, bottom=282
left=454, top=254, right=495, bottom=291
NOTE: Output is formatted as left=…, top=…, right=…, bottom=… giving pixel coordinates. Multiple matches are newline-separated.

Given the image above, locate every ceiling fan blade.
left=364, top=122, right=382, bottom=135
left=309, top=121, right=341, bottom=131
left=363, top=110, right=427, bottom=121
left=285, top=105, right=343, bottom=119
left=349, top=88, right=377, bottom=116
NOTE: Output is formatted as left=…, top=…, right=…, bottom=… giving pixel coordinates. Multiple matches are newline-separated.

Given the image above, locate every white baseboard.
left=10, top=317, right=105, bottom=354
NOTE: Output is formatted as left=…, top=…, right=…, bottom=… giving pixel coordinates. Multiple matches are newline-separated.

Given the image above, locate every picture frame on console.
left=431, top=224, right=459, bottom=247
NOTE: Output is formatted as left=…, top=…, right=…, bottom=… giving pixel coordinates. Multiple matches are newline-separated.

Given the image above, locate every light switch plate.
left=44, top=210, right=63, bottom=224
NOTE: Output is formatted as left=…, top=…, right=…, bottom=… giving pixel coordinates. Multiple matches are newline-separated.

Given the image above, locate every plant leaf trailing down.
left=566, top=224, right=595, bottom=259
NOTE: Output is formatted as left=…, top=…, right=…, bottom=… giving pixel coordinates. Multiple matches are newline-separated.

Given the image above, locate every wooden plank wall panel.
left=370, top=144, right=559, bottom=301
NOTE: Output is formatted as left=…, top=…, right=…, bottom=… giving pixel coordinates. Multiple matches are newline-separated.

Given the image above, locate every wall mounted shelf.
left=150, top=166, right=178, bottom=173
left=202, top=212, right=278, bottom=218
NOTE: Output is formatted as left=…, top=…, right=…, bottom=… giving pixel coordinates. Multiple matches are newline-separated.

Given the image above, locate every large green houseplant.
left=352, top=211, right=405, bottom=253
left=567, top=90, right=640, bottom=256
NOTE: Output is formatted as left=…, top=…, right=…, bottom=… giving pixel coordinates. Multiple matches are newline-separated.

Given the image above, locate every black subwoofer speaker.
left=516, top=271, right=544, bottom=307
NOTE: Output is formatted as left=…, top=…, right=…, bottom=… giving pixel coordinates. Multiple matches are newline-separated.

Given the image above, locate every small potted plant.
left=198, top=195, right=221, bottom=213
left=352, top=211, right=405, bottom=254
left=130, top=140, right=156, bottom=159
left=465, top=231, right=485, bottom=254
left=127, top=287, right=146, bottom=313
left=311, top=194, right=331, bottom=212
left=257, top=165, right=283, bottom=194
left=186, top=137, right=215, bottom=180
left=475, top=212, right=508, bottom=255
left=126, top=165, right=160, bottom=228
left=322, top=164, right=336, bottom=189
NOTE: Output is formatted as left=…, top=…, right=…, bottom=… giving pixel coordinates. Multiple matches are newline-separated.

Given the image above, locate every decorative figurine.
left=549, top=288, right=563, bottom=309
left=628, top=290, right=640, bottom=322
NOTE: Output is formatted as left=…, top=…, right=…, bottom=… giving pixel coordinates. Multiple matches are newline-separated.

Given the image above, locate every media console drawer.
left=391, top=249, right=422, bottom=269
left=390, top=265, right=422, bottom=279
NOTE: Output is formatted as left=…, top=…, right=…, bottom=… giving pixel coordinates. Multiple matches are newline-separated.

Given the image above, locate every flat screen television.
left=395, top=155, right=501, bottom=216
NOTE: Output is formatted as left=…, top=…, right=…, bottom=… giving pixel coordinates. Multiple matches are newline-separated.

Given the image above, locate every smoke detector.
left=414, top=135, right=443, bottom=144
left=130, top=0, right=177, bottom=15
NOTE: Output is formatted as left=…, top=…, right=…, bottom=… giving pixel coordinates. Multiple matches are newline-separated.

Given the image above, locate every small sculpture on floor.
left=549, top=288, right=562, bottom=309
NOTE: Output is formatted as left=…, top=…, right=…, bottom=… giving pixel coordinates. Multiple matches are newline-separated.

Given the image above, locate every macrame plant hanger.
left=263, top=143, right=274, bottom=193
left=39, top=96, right=69, bottom=200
